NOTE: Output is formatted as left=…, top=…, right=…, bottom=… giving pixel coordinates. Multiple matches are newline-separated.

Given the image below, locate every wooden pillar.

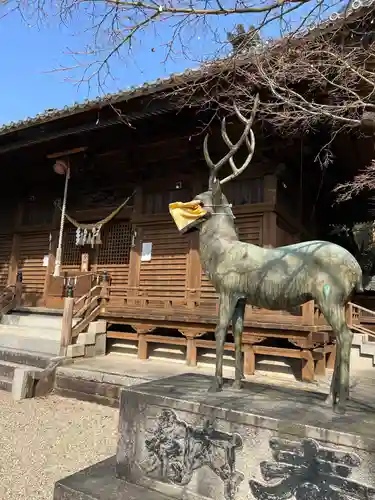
left=100, top=271, right=110, bottom=313
left=133, top=185, right=143, bottom=214
left=186, top=232, right=200, bottom=309
left=262, top=175, right=278, bottom=248
left=186, top=178, right=204, bottom=308
left=326, top=345, right=336, bottom=370
left=315, top=353, right=326, bottom=377
left=60, top=297, right=74, bottom=356
left=7, top=234, right=20, bottom=286
left=345, top=302, right=353, bottom=327
left=301, top=350, right=314, bottom=382
left=244, top=346, right=255, bottom=375
left=127, top=188, right=143, bottom=305
left=138, top=333, right=148, bottom=360
left=263, top=174, right=277, bottom=205
left=7, top=203, right=23, bottom=286
left=262, top=212, right=277, bottom=247
left=15, top=271, right=23, bottom=308
left=181, top=329, right=199, bottom=366
left=302, top=300, right=315, bottom=325
left=186, top=337, right=197, bottom=367
left=43, top=230, right=57, bottom=305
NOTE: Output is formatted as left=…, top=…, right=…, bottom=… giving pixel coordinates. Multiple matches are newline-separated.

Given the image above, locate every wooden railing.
left=115, top=290, right=323, bottom=328
left=60, top=272, right=110, bottom=356
left=47, top=271, right=104, bottom=302
left=0, top=271, right=23, bottom=316
left=102, top=283, right=373, bottom=333
left=347, top=302, right=375, bottom=340
left=120, top=292, right=325, bottom=327
left=0, top=285, right=17, bottom=315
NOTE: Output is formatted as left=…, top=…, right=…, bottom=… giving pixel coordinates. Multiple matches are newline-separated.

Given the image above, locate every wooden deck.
left=100, top=296, right=339, bottom=382
left=41, top=277, right=374, bottom=383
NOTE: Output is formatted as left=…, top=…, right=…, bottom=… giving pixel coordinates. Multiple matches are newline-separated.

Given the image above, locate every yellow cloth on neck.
left=169, top=201, right=207, bottom=233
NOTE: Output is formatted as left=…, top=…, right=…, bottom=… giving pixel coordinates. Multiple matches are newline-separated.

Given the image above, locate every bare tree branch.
left=1, top=0, right=351, bottom=87
left=2, top=0, right=375, bottom=202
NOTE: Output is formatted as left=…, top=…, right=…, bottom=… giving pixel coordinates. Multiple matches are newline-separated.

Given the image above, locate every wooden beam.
left=43, top=231, right=57, bottom=305
left=47, top=147, right=87, bottom=159
left=262, top=211, right=277, bottom=247
left=186, top=232, right=201, bottom=309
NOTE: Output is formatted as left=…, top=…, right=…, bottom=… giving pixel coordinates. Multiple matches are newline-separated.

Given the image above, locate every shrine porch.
left=102, top=299, right=336, bottom=383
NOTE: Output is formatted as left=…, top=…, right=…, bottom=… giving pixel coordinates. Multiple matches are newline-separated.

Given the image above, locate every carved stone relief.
left=140, top=409, right=244, bottom=500
left=250, top=437, right=375, bottom=500
left=139, top=411, right=375, bottom=500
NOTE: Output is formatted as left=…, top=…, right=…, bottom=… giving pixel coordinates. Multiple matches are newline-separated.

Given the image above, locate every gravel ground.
left=0, top=391, right=118, bottom=500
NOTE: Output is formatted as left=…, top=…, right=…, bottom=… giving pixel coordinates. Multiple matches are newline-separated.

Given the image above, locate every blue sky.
left=0, top=10, right=196, bottom=125
left=1, top=4, right=243, bottom=125
left=0, top=1, right=340, bottom=126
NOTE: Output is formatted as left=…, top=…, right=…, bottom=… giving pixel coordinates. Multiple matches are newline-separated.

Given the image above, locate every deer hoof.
left=324, top=395, right=333, bottom=407
left=232, top=380, right=243, bottom=391
left=333, top=401, right=347, bottom=415
left=208, top=379, right=223, bottom=393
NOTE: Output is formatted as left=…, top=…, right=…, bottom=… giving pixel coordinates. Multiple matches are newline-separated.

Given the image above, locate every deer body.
left=171, top=95, right=363, bottom=413
left=199, top=202, right=362, bottom=310
left=195, top=189, right=362, bottom=413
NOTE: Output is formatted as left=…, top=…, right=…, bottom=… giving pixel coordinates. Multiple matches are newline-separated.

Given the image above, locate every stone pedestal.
left=55, top=373, right=375, bottom=500
left=54, top=456, right=170, bottom=500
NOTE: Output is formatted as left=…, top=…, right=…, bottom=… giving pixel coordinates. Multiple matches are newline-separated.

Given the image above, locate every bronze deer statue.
left=170, top=95, right=363, bottom=414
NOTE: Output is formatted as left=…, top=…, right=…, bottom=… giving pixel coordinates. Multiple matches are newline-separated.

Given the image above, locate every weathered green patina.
left=173, top=97, right=363, bottom=414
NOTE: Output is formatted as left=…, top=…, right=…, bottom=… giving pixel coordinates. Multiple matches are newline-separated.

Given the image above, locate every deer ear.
left=211, top=178, right=222, bottom=205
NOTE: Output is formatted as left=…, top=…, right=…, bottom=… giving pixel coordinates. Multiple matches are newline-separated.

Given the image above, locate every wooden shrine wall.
left=96, top=221, right=132, bottom=304
left=0, top=112, right=310, bottom=313
left=136, top=221, right=190, bottom=307
left=0, top=169, right=284, bottom=311
left=62, top=228, right=81, bottom=275
left=0, top=234, right=12, bottom=286
left=17, top=231, right=51, bottom=306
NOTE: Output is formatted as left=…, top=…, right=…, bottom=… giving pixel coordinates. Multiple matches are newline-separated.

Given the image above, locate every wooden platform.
left=42, top=278, right=373, bottom=383
left=103, top=302, right=336, bottom=382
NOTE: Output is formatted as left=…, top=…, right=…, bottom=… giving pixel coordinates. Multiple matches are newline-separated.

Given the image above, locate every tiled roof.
left=1, top=0, right=374, bottom=138
left=0, top=66, right=204, bottom=137
left=300, top=0, right=375, bottom=36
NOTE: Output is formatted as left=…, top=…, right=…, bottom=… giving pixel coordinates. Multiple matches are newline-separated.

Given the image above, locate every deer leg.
left=232, top=298, right=246, bottom=390
left=337, top=318, right=353, bottom=413
left=325, top=337, right=341, bottom=408
left=319, top=303, right=352, bottom=413
left=209, top=293, right=236, bottom=393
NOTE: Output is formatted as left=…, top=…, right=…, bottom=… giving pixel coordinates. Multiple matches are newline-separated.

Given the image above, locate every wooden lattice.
left=62, top=228, right=81, bottom=267
left=97, top=222, right=132, bottom=265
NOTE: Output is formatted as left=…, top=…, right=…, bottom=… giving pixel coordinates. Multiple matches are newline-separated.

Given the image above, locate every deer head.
left=169, top=96, right=259, bottom=234
left=195, top=95, right=259, bottom=215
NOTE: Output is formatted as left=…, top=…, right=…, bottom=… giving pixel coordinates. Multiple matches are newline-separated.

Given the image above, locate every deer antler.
left=203, top=94, right=259, bottom=188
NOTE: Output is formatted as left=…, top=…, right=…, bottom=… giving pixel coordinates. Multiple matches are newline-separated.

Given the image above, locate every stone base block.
left=54, top=456, right=171, bottom=500
left=66, top=344, right=85, bottom=358
left=12, top=366, right=34, bottom=400
left=88, top=320, right=107, bottom=334
left=76, top=332, right=96, bottom=346
left=116, top=373, right=375, bottom=500
left=95, top=332, right=107, bottom=356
